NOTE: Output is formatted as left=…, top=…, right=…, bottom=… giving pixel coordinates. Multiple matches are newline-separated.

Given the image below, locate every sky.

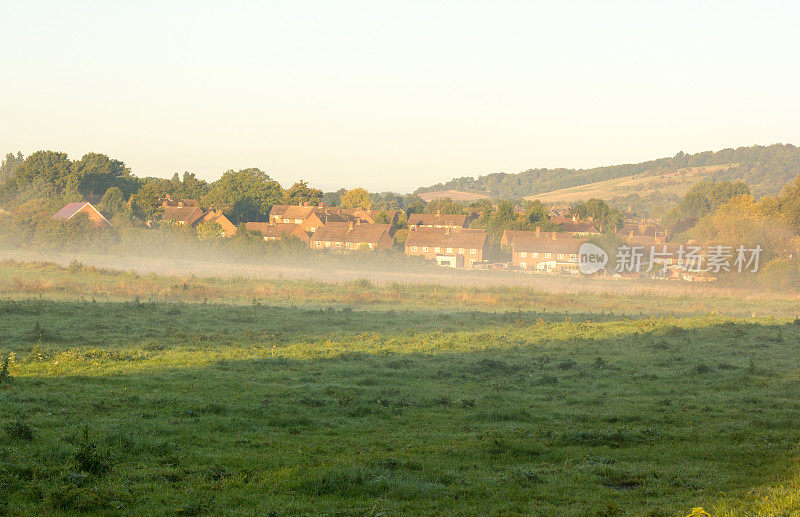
left=1, top=1, right=798, bottom=193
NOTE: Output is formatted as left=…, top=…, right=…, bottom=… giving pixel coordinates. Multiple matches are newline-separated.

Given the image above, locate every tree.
left=662, top=181, right=750, bottom=232
left=204, top=168, right=284, bottom=223
left=72, top=153, right=137, bottom=199
left=130, top=180, right=166, bottom=221
left=0, top=152, right=24, bottom=185
left=2, top=151, right=73, bottom=202
left=323, top=188, right=347, bottom=207
left=522, top=200, right=548, bottom=225
left=99, top=187, right=125, bottom=218
left=284, top=180, right=323, bottom=206
left=196, top=220, right=224, bottom=240
left=572, top=198, right=623, bottom=231
left=424, top=198, right=463, bottom=215
left=374, top=211, right=391, bottom=224
left=340, top=188, right=371, bottom=210
left=775, top=175, right=800, bottom=230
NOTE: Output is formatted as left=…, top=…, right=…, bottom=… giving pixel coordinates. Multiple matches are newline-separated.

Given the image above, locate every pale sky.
left=1, top=1, right=798, bottom=192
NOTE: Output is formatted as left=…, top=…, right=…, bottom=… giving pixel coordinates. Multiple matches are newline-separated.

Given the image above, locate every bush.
left=0, top=357, right=11, bottom=384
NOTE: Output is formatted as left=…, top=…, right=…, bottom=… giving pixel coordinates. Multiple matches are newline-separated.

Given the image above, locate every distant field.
left=525, top=164, right=737, bottom=204
left=2, top=261, right=800, bottom=515
left=418, top=189, right=490, bottom=202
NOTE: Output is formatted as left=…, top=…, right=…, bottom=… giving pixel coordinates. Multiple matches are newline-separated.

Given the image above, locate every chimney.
left=552, top=232, right=557, bottom=240
left=535, top=226, right=541, bottom=236
left=572, top=214, right=578, bottom=222
left=629, top=230, right=634, bottom=239
left=348, top=221, right=354, bottom=230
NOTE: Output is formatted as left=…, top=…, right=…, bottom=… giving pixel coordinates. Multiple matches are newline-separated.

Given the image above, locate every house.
left=243, top=222, right=310, bottom=244
left=269, top=204, right=368, bottom=233
left=52, top=202, right=110, bottom=228
left=350, top=209, right=400, bottom=225
left=550, top=216, right=602, bottom=236
left=407, top=213, right=468, bottom=229
left=269, top=204, right=317, bottom=224
left=310, top=222, right=393, bottom=251
left=159, top=195, right=198, bottom=208
left=618, top=221, right=664, bottom=244
left=405, top=227, right=487, bottom=267
left=162, top=202, right=206, bottom=227
left=198, top=210, right=237, bottom=237
left=501, top=230, right=585, bottom=274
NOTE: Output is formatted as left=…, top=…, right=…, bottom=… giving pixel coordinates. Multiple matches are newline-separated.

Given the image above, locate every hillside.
left=418, top=189, right=489, bottom=202
left=525, top=164, right=736, bottom=204
left=416, top=144, right=800, bottom=200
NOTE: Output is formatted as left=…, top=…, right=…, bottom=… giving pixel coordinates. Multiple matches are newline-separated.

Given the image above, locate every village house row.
left=52, top=197, right=709, bottom=278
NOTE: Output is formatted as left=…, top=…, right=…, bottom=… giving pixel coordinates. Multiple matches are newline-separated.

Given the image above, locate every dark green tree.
left=204, top=168, right=284, bottom=223
left=284, top=180, right=323, bottom=206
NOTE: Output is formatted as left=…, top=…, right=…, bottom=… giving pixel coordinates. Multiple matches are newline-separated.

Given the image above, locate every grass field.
left=1, top=261, right=800, bottom=515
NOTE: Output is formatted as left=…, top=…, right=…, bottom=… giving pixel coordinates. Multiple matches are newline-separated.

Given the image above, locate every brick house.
left=407, top=213, right=468, bottom=230
left=197, top=210, right=237, bottom=237
left=550, top=216, right=602, bottom=236
left=269, top=204, right=371, bottom=234
left=502, top=229, right=585, bottom=274
left=160, top=197, right=235, bottom=237
left=405, top=227, right=487, bottom=267
left=310, top=222, right=393, bottom=251
left=243, top=222, right=310, bottom=244
left=52, top=202, right=110, bottom=228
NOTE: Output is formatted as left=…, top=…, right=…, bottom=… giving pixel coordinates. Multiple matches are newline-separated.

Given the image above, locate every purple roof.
left=53, top=202, right=90, bottom=220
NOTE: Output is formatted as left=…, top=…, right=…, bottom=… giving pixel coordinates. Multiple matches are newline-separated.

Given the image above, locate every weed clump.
left=4, top=420, right=34, bottom=440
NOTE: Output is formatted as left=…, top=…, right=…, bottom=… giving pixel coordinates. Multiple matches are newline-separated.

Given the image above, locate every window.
left=557, top=253, right=564, bottom=259
left=521, top=252, right=527, bottom=258
left=315, top=241, right=321, bottom=247
left=423, top=247, right=428, bottom=252
left=447, top=247, right=453, bottom=253
left=532, top=252, right=539, bottom=258
left=411, top=246, right=417, bottom=252
left=520, top=262, right=527, bottom=269
left=471, top=249, right=477, bottom=254
left=458, top=248, right=464, bottom=254
left=569, top=254, right=576, bottom=260
left=545, top=253, right=551, bottom=258
left=435, top=247, right=441, bottom=253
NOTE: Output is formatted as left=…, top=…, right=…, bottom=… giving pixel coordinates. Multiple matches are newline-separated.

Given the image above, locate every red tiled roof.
left=405, top=227, right=486, bottom=249
left=163, top=205, right=205, bottom=225
left=511, top=233, right=586, bottom=254
left=408, top=213, right=467, bottom=227
left=244, top=222, right=305, bottom=239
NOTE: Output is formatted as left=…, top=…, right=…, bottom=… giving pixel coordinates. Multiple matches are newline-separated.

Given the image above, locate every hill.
left=416, top=144, right=800, bottom=200
left=525, top=164, right=736, bottom=204
left=418, top=189, right=489, bottom=202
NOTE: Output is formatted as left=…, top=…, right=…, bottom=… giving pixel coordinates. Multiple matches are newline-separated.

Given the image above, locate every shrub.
left=75, top=427, right=110, bottom=475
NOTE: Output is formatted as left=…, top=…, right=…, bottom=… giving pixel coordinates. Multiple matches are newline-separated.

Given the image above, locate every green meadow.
left=1, top=261, right=800, bottom=515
